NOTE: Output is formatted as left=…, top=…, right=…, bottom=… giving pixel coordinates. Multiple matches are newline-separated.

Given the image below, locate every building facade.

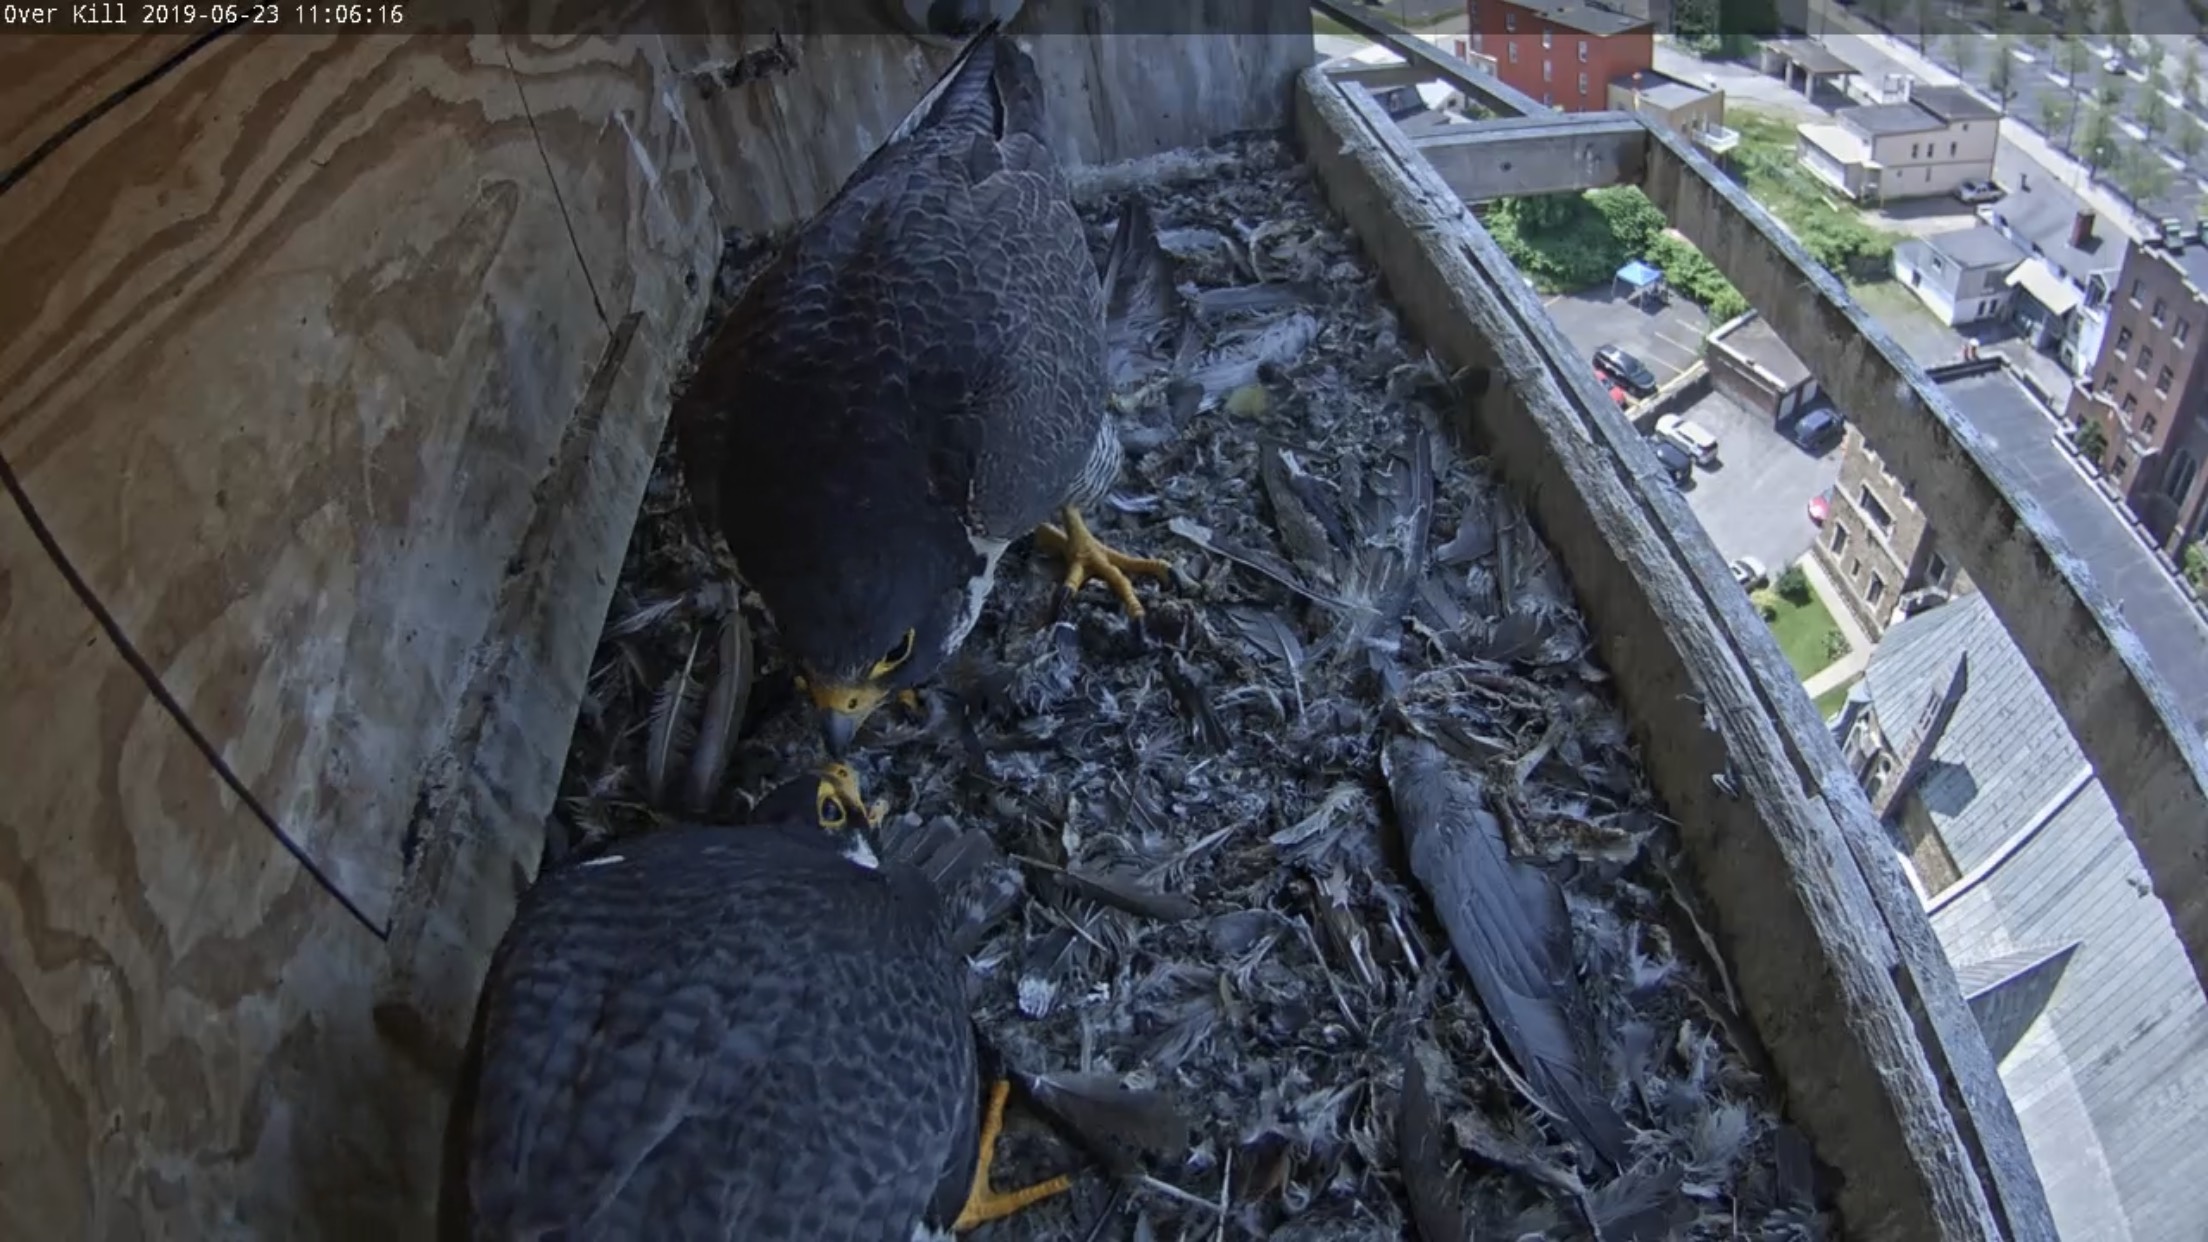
left=1464, top=0, right=1653, bottom=112
left=1706, top=311, right=1820, bottom=418
left=1796, top=86, right=2000, bottom=203
left=1812, top=361, right=2000, bottom=638
left=1977, top=151, right=2124, bottom=379
left=2064, top=224, right=2208, bottom=556
left=1892, top=225, right=2027, bottom=327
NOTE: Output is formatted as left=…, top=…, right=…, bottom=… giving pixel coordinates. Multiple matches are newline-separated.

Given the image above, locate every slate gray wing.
left=462, top=825, right=977, bottom=1241
left=675, top=29, right=1107, bottom=581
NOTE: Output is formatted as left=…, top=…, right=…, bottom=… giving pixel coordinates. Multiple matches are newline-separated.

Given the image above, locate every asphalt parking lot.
left=1543, top=286, right=1711, bottom=390
left=1677, top=392, right=1844, bottom=576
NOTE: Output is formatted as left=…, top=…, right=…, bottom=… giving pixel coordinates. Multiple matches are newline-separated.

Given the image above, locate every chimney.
left=2021, top=170, right=2031, bottom=191
left=2071, top=210, right=2096, bottom=248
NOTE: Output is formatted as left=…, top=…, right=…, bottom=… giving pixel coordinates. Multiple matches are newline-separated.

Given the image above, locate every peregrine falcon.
left=446, top=770, right=1070, bottom=1239
left=673, top=22, right=1171, bottom=756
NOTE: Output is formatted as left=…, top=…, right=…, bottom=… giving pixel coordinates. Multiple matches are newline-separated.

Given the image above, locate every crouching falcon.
left=444, top=770, right=1068, bottom=1239
left=672, top=22, right=1171, bottom=756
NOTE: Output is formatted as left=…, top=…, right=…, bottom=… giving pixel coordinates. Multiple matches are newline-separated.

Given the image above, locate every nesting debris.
left=555, top=140, right=1832, bottom=1239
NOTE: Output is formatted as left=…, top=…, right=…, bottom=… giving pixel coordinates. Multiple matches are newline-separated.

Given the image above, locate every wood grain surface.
left=0, top=14, right=1308, bottom=1231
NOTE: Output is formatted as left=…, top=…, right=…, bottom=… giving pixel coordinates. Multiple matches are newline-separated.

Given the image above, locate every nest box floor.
left=554, top=140, right=1829, bottom=1240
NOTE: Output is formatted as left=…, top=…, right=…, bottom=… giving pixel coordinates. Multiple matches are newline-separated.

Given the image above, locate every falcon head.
left=776, top=529, right=1008, bottom=757
left=748, top=762, right=885, bottom=833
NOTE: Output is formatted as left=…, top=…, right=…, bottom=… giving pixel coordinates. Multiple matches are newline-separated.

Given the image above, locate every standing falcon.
left=673, top=23, right=1170, bottom=755
left=444, top=771, right=1069, bottom=1239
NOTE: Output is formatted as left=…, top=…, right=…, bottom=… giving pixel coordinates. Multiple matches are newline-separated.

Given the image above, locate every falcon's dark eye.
left=870, top=629, right=917, bottom=679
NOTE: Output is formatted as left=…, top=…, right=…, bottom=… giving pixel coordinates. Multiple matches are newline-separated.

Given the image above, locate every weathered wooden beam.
left=1643, top=123, right=2208, bottom=1001
left=1295, top=71, right=2056, bottom=1242
left=1410, top=113, right=1649, bottom=202
left=1309, top=0, right=1538, bottom=116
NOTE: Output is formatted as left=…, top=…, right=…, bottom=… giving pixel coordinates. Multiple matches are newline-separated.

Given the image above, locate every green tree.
left=2180, top=117, right=2205, bottom=160
left=2143, top=70, right=2170, bottom=138
left=2061, top=37, right=2094, bottom=90
left=2101, top=0, right=2131, bottom=43
left=2184, top=542, right=2208, bottom=595
left=2144, top=38, right=2167, bottom=77
left=1988, top=39, right=2017, bottom=112
left=2118, top=148, right=2173, bottom=202
left=2079, top=104, right=2118, bottom=173
left=2185, top=46, right=2204, bottom=111
left=1949, top=33, right=1982, bottom=77
left=2041, top=92, right=2078, bottom=145
left=2072, top=417, right=2110, bottom=466
left=2097, top=68, right=2128, bottom=108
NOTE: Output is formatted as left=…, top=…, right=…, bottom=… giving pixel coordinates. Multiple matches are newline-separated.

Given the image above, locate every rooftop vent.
left=2071, top=210, right=2096, bottom=248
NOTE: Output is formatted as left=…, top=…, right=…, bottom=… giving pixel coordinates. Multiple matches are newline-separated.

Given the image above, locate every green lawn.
left=1814, top=678, right=1860, bottom=720
left=1763, top=591, right=1851, bottom=681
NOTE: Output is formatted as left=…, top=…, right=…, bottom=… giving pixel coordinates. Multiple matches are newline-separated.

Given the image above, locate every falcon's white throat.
left=948, top=534, right=1012, bottom=654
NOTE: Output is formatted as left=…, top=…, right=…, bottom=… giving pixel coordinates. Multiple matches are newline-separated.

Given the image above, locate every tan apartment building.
left=1796, top=85, right=1999, bottom=203
left=2064, top=221, right=2208, bottom=557
left=1814, top=361, right=1989, bottom=637
left=1607, top=68, right=1736, bottom=154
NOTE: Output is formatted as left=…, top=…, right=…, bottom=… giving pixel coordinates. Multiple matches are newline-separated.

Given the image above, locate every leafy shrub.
left=2184, top=542, right=2208, bottom=596
left=1775, top=564, right=1812, bottom=605
left=2071, top=417, right=2109, bottom=466
left=1824, top=629, right=1852, bottom=663
left=1749, top=589, right=1781, bottom=621
left=1485, top=192, right=1629, bottom=292
left=1647, top=233, right=1749, bottom=321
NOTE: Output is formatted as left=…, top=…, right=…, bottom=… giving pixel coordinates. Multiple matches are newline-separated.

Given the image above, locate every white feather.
left=582, top=854, right=626, bottom=868
left=948, top=534, right=1012, bottom=654
left=841, top=835, right=881, bottom=871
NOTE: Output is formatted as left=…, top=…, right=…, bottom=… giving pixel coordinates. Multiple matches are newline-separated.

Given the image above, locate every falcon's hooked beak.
left=808, top=678, right=891, bottom=757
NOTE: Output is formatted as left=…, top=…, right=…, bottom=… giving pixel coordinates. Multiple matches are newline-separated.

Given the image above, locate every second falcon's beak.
left=823, top=709, right=860, bottom=758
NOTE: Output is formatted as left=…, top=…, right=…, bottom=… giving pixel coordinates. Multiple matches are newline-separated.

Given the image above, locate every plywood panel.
left=0, top=33, right=614, bottom=931
left=0, top=503, right=443, bottom=1236
left=0, top=33, right=206, bottom=174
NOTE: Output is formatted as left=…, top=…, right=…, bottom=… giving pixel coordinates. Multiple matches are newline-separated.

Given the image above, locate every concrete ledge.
left=1642, top=123, right=2208, bottom=1000
left=1297, top=71, right=2055, bottom=1241
left=1310, top=0, right=1539, bottom=117
left=1410, top=113, right=1649, bottom=202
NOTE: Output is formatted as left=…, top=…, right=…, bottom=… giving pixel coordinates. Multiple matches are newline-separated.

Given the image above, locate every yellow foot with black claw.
left=953, top=1079, right=1074, bottom=1231
left=1034, top=507, right=1172, bottom=622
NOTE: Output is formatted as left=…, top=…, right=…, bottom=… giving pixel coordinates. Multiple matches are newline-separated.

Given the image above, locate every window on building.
left=1859, top=487, right=1894, bottom=533
left=2139, top=346, right=2154, bottom=375
left=2146, top=413, right=2159, bottom=435
left=1506, top=12, right=1516, bottom=30
left=2122, top=392, right=2138, bottom=413
left=1543, top=60, right=1552, bottom=83
left=1949, top=141, right=1958, bottom=156
left=1578, top=39, right=1588, bottom=62
left=2116, top=326, right=2133, bottom=354
left=2132, top=277, right=2145, bottom=303
left=2158, top=366, right=2174, bottom=393
left=1508, top=43, right=1518, bottom=63
left=1849, top=557, right=1863, bottom=578
left=2101, top=372, right=2118, bottom=393
left=1910, top=142, right=1921, bottom=159
left=2179, top=318, right=2193, bottom=345
left=1831, top=523, right=1851, bottom=554
left=1473, top=32, right=1485, bottom=51
left=1578, top=71, right=1588, bottom=94
left=1864, top=753, right=1894, bottom=802
left=1867, top=574, right=1887, bottom=606
left=1542, top=30, right=1552, bottom=49
left=1928, top=552, right=1949, bottom=584
left=2114, top=454, right=2129, bottom=478
left=2153, top=297, right=2168, bottom=324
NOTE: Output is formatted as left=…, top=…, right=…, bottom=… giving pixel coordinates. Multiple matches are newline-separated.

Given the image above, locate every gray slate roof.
left=1923, top=224, right=2027, bottom=272
left=1982, top=145, right=2126, bottom=285
left=1909, top=84, right=2000, bottom=124
left=1866, top=593, right=2208, bottom=1242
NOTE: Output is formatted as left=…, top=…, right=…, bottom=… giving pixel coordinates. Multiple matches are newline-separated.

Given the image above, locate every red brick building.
left=1465, top=0, right=1655, bottom=112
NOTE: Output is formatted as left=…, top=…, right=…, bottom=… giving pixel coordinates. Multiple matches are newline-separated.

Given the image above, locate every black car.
left=1594, top=345, right=1659, bottom=396
left=1647, top=436, right=1695, bottom=487
left=1791, top=408, right=1844, bottom=452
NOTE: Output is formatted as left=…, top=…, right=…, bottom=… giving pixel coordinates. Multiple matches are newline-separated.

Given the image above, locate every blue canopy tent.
left=1614, top=260, right=1666, bottom=309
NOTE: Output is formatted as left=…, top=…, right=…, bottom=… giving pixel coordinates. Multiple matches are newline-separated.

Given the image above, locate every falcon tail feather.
left=880, top=19, right=1024, bottom=154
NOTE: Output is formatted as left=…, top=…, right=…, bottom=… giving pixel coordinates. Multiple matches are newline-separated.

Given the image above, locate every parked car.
left=1647, top=437, right=1695, bottom=487
left=1807, top=493, right=1830, bottom=525
left=1593, top=345, right=1659, bottom=396
left=1791, top=408, right=1844, bottom=452
left=1729, top=556, right=1769, bottom=590
left=1953, top=179, right=2004, bottom=205
left=1655, top=413, right=1720, bottom=466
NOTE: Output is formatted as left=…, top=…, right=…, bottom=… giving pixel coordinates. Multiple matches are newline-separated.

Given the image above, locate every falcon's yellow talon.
left=953, top=1079, right=1074, bottom=1231
left=1034, top=507, right=1172, bottom=621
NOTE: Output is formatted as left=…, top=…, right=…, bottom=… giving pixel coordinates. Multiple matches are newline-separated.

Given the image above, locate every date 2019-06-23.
left=2, top=2, right=407, bottom=24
